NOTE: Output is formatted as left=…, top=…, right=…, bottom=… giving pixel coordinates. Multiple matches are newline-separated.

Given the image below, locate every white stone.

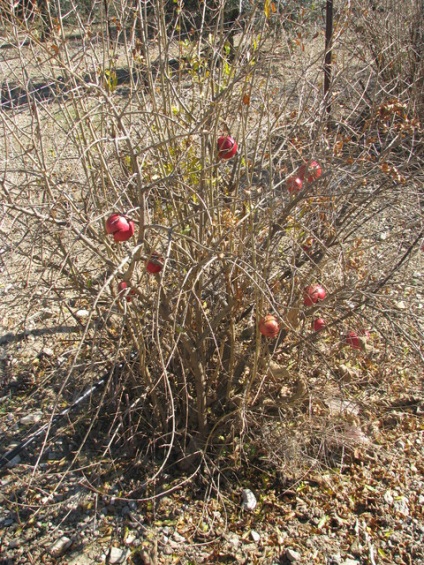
left=49, top=536, right=72, bottom=557
left=250, top=529, right=260, bottom=542
left=124, top=533, right=136, bottom=545
left=227, top=533, right=241, bottom=548
left=383, top=491, right=394, bottom=505
left=20, top=413, right=43, bottom=425
left=76, top=309, right=90, bottom=318
left=393, top=496, right=409, bottom=516
left=108, top=547, right=129, bottom=564
left=241, top=488, right=257, bottom=511
left=286, top=548, right=301, bottom=562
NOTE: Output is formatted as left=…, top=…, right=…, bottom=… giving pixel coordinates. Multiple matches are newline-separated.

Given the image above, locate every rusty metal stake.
left=324, top=0, right=333, bottom=120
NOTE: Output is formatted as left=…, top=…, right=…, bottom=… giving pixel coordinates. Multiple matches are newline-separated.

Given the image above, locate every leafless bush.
left=0, top=0, right=422, bottom=492
left=350, top=0, right=424, bottom=118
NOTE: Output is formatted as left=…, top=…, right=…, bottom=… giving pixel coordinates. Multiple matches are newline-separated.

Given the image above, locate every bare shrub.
left=0, top=0, right=423, bottom=493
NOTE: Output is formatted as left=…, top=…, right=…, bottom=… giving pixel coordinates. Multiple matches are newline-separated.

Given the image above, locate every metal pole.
left=324, top=0, right=333, bottom=119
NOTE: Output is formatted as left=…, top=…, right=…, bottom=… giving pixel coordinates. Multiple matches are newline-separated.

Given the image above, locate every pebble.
left=20, top=413, right=43, bottom=425
left=341, top=560, right=360, bottom=565
left=349, top=539, right=362, bottom=556
left=241, top=488, right=257, bottom=511
left=286, top=548, right=301, bottom=562
left=124, top=533, right=136, bottom=545
left=250, top=529, right=260, bottom=542
left=49, top=536, right=72, bottom=557
left=227, top=533, right=241, bottom=548
left=108, top=547, right=129, bottom=564
left=384, top=490, right=394, bottom=505
left=8, top=539, right=20, bottom=549
left=76, top=309, right=90, bottom=319
left=172, top=532, right=186, bottom=543
left=393, top=496, right=409, bottom=516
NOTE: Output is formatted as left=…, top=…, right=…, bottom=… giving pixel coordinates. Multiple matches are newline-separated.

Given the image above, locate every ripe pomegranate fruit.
left=303, top=284, right=326, bottom=306
left=345, top=329, right=370, bottom=350
left=146, top=251, right=164, bottom=274
left=105, top=214, right=135, bottom=242
left=117, top=281, right=136, bottom=302
left=259, top=315, right=280, bottom=338
left=217, top=135, right=238, bottom=160
left=312, top=317, right=326, bottom=332
left=298, top=160, right=322, bottom=183
left=287, top=176, right=303, bottom=194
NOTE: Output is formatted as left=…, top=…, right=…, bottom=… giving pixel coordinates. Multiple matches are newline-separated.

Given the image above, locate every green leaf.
left=104, top=68, right=117, bottom=92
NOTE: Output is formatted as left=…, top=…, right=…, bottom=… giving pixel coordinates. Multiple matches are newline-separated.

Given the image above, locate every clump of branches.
left=0, top=0, right=422, bottom=491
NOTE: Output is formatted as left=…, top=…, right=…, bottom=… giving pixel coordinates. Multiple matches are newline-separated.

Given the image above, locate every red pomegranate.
left=303, top=284, right=326, bottom=306
left=217, top=135, right=238, bottom=160
left=259, top=315, right=280, bottom=338
left=146, top=251, right=164, bottom=274
left=105, top=214, right=135, bottom=242
left=117, top=281, right=136, bottom=302
left=298, top=160, right=322, bottom=183
left=312, top=317, right=326, bottom=332
left=345, top=329, right=371, bottom=350
left=287, top=176, right=303, bottom=194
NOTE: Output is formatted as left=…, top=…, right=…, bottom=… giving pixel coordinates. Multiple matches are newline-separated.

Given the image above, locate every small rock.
left=20, top=413, right=43, bottom=425
left=108, top=547, right=129, bottom=564
left=3, top=518, right=15, bottom=526
left=227, top=533, right=241, bottom=548
left=8, top=539, right=20, bottom=549
left=124, top=533, right=136, bottom=546
left=49, top=536, right=72, bottom=557
left=250, top=529, right=260, bottom=542
left=40, top=347, right=54, bottom=357
left=341, top=560, right=360, bottom=565
left=395, top=301, right=407, bottom=310
left=384, top=490, right=394, bottom=505
left=172, top=532, right=186, bottom=543
left=393, top=496, right=409, bottom=516
left=76, top=309, right=90, bottom=319
left=286, top=548, right=301, bottom=562
left=350, top=539, right=363, bottom=556
left=241, top=488, right=257, bottom=511
left=379, top=232, right=387, bottom=241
